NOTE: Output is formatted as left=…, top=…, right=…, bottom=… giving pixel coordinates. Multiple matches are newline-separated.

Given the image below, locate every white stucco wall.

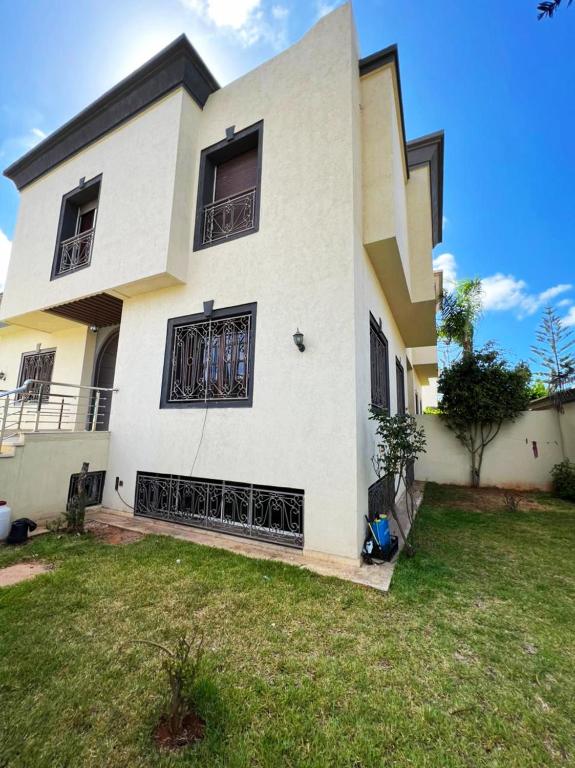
left=1, top=89, right=194, bottom=324
left=0, top=323, right=94, bottom=391
left=0, top=431, right=109, bottom=522
left=102, top=5, right=364, bottom=562
left=415, top=412, right=565, bottom=490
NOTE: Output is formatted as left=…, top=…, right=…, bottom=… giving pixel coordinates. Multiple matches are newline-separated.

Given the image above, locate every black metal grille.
left=17, top=350, right=55, bottom=400
left=370, top=316, right=389, bottom=413
left=67, top=471, right=106, bottom=506
left=368, top=473, right=395, bottom=521
left=168, top=313, right=251, bottom=403
left=135, top=472, right=304, bottom=548
left=396, top=358, right=406, bottom=415
left=203, top=188, right=256, bottom=244
left=406, top=459, right=415, bottom=488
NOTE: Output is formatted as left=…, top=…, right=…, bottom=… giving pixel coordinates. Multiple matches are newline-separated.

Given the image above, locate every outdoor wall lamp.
left=293, top=328, right=305, bottom=352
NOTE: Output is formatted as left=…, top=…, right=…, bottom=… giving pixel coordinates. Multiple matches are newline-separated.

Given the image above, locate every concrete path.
left=0, top=561, right=52, bottom=587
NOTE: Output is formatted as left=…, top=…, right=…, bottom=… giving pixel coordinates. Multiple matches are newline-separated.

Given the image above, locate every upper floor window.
left=194, top=122, right=263, bottom=250
left=160, top=303, right=257, bottom=408
left=17, top=348, right=55, bottom=400
left=51, top=174, right=101, bottom=279
left=396, top=357, right=406, bottom=414
left=370, top=314, right=390, bottom=414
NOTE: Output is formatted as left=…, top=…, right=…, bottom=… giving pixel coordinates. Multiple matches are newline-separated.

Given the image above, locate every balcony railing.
left=202, top=188, right=256, bottom=245
left=0, top=379, right=117, bottom=451
left=56, top=228, right=95, bottom=276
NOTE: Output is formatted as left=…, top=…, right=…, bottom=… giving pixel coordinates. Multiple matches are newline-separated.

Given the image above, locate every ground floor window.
left=396, top=357, right=405, bottom=414
left=370, top=314, right=390, bottom=413
left=161, top=303, right=256, bottom=408
left=17, top=349, right=55, bottom=400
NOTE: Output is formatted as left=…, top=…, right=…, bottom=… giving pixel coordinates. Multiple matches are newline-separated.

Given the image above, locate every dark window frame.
left=193, top=121, right=263, bottom=252
left=369, top=313, right=390, bottom=414
left=160, top=302, right=257, bottom=409
left=67, top=470, right=106, bottom=507
left=396, top=357, right=406, bottom=414
left=51, top=174, right=102, bottom=280
left=17, top=348, right=56, bottom=400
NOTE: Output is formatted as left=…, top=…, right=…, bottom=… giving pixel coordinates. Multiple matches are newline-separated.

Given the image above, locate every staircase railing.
left=0, top=379, right=117, bottom=452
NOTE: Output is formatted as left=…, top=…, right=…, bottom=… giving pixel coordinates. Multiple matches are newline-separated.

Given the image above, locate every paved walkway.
left=88, top=482, right=424, bottom=592
left=0, top=561, right=52, bottom=587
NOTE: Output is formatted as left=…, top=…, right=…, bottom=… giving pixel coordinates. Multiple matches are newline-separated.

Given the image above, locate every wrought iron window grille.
left=368, top=473, right=395, bottom=521
left=202, top=188, right=256, bottom=245
left=163, top=306, right=255, bottom=407
left=68, top=470, right=106, bottom=506
left=56, top=228, right=95, bottom=276
left=135, top=471, right=304, bottom=548
left=17, top=350, right=55, bottom=401
left=370, top=315, right=390, bottom=413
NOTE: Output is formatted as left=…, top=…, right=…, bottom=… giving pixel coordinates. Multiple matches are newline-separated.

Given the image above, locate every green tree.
left=537, top=0, right=572, bottom=19
left=438, top=348, right=531, bottom=487
left=438, top=278, right=482, bottom=355
left=528, top=378, right=548, bottom=400
left=531, top=306, right=575, bottom=412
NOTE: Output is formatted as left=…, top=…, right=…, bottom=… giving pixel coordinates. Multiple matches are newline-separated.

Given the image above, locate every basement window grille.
left=135, top=471, right=304, bottom=548
left=368, top=473, right=395, bottom=521
left=67, top=470, right=106, bottom=506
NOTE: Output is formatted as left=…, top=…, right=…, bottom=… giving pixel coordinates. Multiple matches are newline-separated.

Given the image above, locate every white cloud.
left=0, top=229, right=12, bottom=292
left=179, top=0, right=289, bottom=48
left=433, top=252, right=572, bottom=319
left=0, top=126, right=47, bottom=161
left=442, top=214, right=448, bottom=230
left=482, top=274, right=572, bottom=317
left=432, top=252, right=457, bottom=290
left=563, top=307, right=575, bottom=327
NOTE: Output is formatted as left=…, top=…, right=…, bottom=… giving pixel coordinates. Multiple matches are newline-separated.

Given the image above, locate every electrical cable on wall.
left=190, top=404, right=209, bottom=477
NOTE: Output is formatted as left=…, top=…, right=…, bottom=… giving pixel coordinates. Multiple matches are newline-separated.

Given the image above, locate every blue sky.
left=0, top=0, right=574, bottom=365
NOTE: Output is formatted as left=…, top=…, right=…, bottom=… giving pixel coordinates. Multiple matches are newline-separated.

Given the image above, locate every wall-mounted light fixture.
left=89, top=324, right=97, bottom=333
left=293, top=328, right=305, bottom=353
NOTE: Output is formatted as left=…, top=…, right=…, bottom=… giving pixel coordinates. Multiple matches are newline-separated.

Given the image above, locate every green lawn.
left=0, top=484, right=574, bottom=767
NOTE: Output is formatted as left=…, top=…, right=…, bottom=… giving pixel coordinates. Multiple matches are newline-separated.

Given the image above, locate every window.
left=52, top=174, right=101, bottom=279
left=161, top=303, right=257, bottom=408
left=194, top=121, right=263, bottom=250
left=396, top=357, right=406, bottom=414
left=17, top=349, right=55, bottom=400
left=415, top=392, right=420, bottom=415
left=370, top=314, right=390, bottom=413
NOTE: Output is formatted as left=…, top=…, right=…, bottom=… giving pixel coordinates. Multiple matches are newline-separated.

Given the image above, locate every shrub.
left=551, top=460, right=575, bottom=502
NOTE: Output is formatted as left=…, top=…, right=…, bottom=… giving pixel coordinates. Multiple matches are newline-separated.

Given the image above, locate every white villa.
left=0, top=4, right=443, bottom=566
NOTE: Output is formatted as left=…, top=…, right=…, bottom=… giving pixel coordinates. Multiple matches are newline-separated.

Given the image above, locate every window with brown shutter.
left=194, top=121, right=263, bottom=250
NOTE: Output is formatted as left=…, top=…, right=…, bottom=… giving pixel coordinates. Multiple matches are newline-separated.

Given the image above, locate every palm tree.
left=438, top=278, right=482, bottom=355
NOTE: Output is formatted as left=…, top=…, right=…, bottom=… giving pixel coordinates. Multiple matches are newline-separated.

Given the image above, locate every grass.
left=0, top=484, right=574, bottom=767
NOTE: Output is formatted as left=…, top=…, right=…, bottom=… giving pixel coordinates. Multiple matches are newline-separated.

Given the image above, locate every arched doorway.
left=93, top=330, right=119, bottom=430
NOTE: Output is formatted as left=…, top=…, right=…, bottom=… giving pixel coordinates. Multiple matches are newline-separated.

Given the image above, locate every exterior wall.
left=0, top=323, right=94, bottom=391
left=415, top=412, right=565, bottom=490
left=562, top=402, right=575, bottom=460
left=1, top=89, right=194, bottom=324
left=0, top=431, right=109, bottom=522
left=102, top=5, right=363, bottom=562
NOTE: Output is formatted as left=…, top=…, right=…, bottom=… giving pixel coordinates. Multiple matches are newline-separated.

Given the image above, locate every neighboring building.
left=0, top=4, right=443, bottom=565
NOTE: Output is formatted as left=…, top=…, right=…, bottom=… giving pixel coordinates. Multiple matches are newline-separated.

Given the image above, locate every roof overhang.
left=407, top=131, right=444, bottom=247
left=3, top=35, right=219, bottom=191
left=46, top=294, right=123, bottom=328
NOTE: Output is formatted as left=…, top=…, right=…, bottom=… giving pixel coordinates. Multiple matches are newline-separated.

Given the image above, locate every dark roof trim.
left=3, top=35, right=219, bottom=191
left=407, top=131, right=445, bottom=247
left=359, top=45, right=409, bottom=178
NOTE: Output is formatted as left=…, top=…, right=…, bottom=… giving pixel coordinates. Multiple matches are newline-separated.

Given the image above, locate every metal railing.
left=135, top=471, right=304, bottom=548
left=0, top=379, right=117, bottom=451
left=202, top=188, right=256, bottom=245
left=56, top=228, right=95, bottom=275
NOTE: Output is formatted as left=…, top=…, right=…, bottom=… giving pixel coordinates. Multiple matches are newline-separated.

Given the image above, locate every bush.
left=551, top=460, right=575, bottom=502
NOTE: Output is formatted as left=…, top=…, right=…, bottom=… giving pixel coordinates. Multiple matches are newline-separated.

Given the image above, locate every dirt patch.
left=0, top=561, right=53, bottom=588
left=85, top=520, right=145, bottom=546
left=153, top=712, right=205, bottom=750
left=434, top=485, right=547, bottom=513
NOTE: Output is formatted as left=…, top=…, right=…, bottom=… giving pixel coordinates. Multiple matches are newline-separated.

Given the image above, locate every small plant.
left=551, top=460, right=575, bottom=502
left=502, top=491, right=521, bottom=512
left=125, top=633, right=205, bottom=747
left=370, top=411, right=427, bottom=556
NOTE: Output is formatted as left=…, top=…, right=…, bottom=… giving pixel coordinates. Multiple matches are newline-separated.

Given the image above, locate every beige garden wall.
left=0, top=431, right=109, bottom=523
left=415, top=412, right=565, bottom=490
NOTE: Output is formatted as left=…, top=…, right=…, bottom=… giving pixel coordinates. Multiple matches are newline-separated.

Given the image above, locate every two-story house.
left=0, top=4, right=443, bottom=567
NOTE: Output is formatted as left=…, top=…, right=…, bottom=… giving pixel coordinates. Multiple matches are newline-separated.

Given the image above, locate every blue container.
left=372, top=517, right=391, bottom=551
